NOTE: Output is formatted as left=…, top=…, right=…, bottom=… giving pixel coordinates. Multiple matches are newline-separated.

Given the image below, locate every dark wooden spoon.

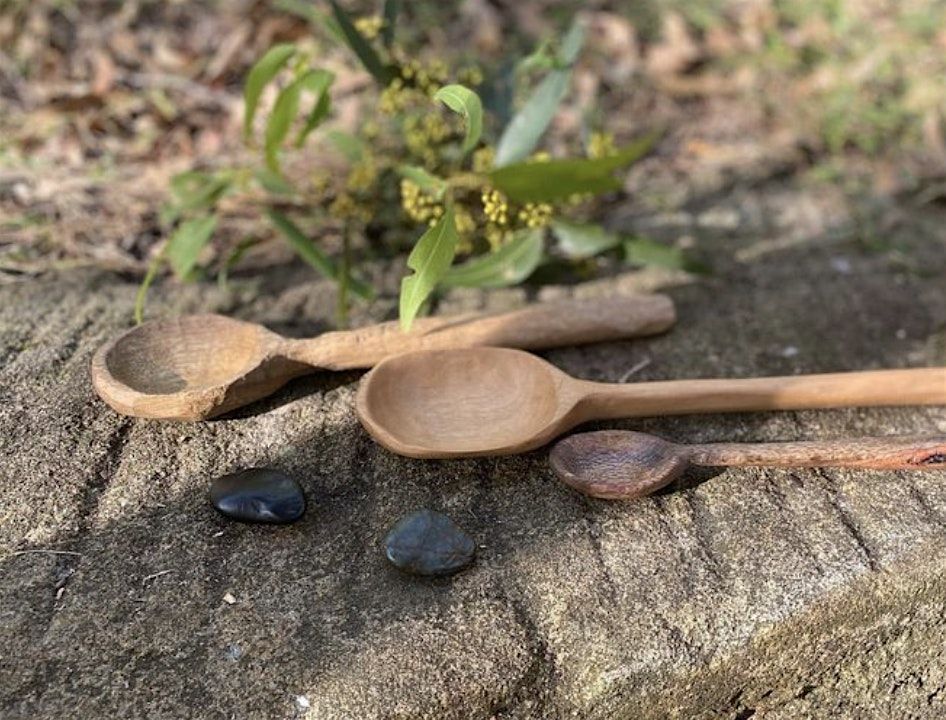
left=550, top=430, right=946, bottom=500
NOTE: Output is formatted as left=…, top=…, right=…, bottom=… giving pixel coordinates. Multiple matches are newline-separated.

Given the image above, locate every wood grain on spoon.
left=355, top=347, right=946, bottom=458
left=550, top=430, right=946, bottom=500
left=91, top=295, right=675, bottom=421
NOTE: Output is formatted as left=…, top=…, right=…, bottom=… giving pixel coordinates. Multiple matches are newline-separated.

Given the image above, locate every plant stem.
left=336, top=224, right=352, bottom=327
left=447, top=172, right=487, bottom=191
left=134, top=251, right=165, bottom=324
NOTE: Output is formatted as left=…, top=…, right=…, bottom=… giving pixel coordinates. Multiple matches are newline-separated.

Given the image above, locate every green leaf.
left=254, top=168, right=294, bottom=195
left=489, top=157, right=619, bottom=202
left=551, top=220, right=621, bottom=259
left=267, top=209, right=373, bottom=298
left=166, top=215, right=217, bottom=280
left=494, top=72, right=568, bottom=167
left=397, top=165, right=447, bottom=197
left=434, top=84, right=483, bottom=156
left=381, top=0, right=399, bottom=47
left=218, top=237, right=259, bottom=289
left=489, top=132, right=660, bottom=203
left=328, top=0, right=393, bottom=85
left=264, top=80, right=302, bottom=171
left=263, top=68, right=335, bottom=170
left=325, top=129, right=364, bottom=162
left=399, top=204, right=458, bottom=329
left=294, top=69, right=335, bottom=147
left=274, top=0, right=344, bottom=41
left=516, top=39, right=555, bottom=75
left=558, top=18, right=586, bottom=63
left=494, top=20, right=585, bottom=166
left=442, top=229, right=544, bottom=288
left=244, top=43, right=296, bottom=142
left=169, top=171, right=233, bottom=214
left=624, top=237, right=709, bottom=273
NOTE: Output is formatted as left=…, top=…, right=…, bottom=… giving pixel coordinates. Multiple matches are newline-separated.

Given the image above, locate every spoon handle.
left=689, top=436, right=946, bottom=470
left=285, top=295, right=675, bottom=369
left=580, top=367, right=946, bottom=419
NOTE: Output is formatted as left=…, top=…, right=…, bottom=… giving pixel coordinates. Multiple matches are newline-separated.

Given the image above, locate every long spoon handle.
left=579, top=367, right=946, bottom=419
left=689, top=436, right=946, bottom=470
left=284, top=295, right=675, bottom=369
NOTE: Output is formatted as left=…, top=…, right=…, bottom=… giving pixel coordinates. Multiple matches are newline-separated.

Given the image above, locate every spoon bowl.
left=92, top=315, right=300, bottom=420
left=102, top=315, right=271, bottom=393
left=550, top=431, right=689, bottom=499
left=356, top=347, right=577, bottom=458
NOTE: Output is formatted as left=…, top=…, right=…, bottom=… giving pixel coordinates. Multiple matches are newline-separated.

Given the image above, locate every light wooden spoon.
left=91, top=295, right=675, bottom=421
left=550, top=430, right=946, bottom=500
left=355, top=347, right=946, bottom=458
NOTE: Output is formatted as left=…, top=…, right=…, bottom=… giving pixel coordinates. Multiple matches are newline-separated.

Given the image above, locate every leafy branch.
left=140, top=2, right=702, bottom=329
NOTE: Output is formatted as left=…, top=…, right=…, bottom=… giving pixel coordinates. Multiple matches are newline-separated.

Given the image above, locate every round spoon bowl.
left=356, top=347, right=566, bottom=458
left=91, top=315, right=283, bottom=420
left=102, top=315, right=266, bottom=393
left=550, top=430, right=689, bottom=499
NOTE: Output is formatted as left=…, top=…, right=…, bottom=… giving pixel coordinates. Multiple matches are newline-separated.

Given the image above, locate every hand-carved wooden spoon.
left=550, top=430, right=946, bottom=500
left=356, top=347, right=946, bottom=458
left=91, top=295, right=675, bottom=421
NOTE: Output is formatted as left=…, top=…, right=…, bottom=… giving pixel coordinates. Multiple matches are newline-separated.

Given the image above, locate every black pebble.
left=383, top=509, right=475, bottom=576
left=210, top=468, right=305, bottom=524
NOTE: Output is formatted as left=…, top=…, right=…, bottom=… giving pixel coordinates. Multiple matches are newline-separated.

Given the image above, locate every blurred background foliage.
left=2, top=0, right=945, bottom=297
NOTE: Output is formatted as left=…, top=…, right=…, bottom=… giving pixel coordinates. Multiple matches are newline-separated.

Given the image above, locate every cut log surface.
left=2, top=195, right=946, bottom=719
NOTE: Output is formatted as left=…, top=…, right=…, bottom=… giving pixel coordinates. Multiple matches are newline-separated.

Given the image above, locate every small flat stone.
left=383, top=509, right=475, bottom=577
left=209, top=468, right=305, bottom=524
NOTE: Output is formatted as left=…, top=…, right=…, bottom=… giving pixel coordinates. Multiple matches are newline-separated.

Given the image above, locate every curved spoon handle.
left=690, top=436, right=946, bottom=470
left=581, top=367, right=946, bottom=419
left=286, top=295, right=675, bottom=370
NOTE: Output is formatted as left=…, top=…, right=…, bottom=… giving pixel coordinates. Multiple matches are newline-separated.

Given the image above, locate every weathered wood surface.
left=2, top=187, right=946, bottom=718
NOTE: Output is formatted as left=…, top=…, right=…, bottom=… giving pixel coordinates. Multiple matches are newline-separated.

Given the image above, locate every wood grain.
left=285, top=295, right=676, bottom=369
left=577, top=368, right=946, bottom=420
left=689, top=435, right=946, bottom=470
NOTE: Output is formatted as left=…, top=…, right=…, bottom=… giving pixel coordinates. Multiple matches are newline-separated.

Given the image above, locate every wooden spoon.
left=355, top=347, right=946, bottom=458
left=550, top=430, right=946, bottom=500
left=91, top=295, right=675, bottom=421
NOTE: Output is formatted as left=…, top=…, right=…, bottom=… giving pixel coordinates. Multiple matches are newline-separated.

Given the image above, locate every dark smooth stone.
left=383, top=509, right=475, bottom=576
left=210, top=468, right=305, bottom=524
